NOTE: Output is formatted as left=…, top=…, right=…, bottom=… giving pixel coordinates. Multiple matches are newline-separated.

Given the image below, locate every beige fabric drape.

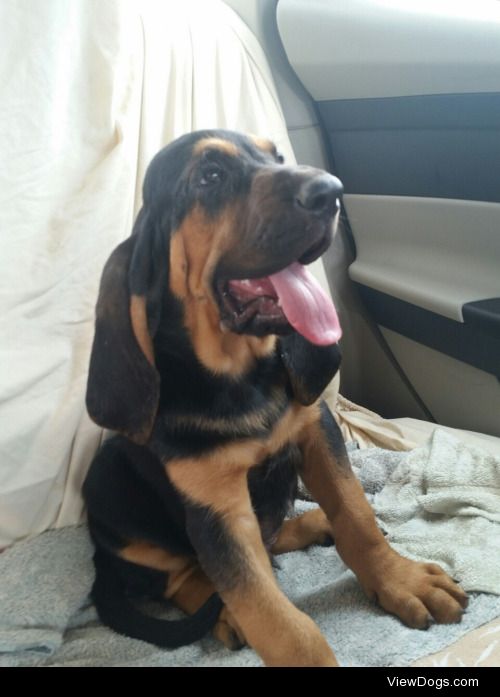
left=333, top=391, right=500, bottom=457
left=1, top=0, right=338, bottom=546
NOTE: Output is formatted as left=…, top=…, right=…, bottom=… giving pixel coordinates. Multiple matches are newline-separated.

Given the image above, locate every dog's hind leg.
left=167, top=565, right=246, bottom=650
left=119, top=540, right=245, bottom=649
left=270, top=508, right=333, bottom=554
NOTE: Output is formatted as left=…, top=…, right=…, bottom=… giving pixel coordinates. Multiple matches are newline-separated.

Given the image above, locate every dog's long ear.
left=86, top=208, right=163, bottom=444
left=279, top=334, right=342, bottom=406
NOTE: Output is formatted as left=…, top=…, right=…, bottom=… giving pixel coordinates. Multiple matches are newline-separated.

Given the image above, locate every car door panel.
left=318, top=94, right=500, bottom=203
left=277, top=0, right=500, bottom=101
left=278, top=0, right=500, bottom=436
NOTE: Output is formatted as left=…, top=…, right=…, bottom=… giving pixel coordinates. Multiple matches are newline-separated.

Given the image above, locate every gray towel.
left=1, top=435, right=500, bottom=667
left=370, top=429, right=500, bottom=594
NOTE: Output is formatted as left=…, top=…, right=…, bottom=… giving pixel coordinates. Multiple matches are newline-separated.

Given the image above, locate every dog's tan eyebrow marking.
left=193, top=137, right=239, bottom=157
left=248, top=135, right=276, bottom=155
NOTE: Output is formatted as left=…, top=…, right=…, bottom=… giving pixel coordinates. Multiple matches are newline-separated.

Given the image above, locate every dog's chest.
left=158, top=382, right=290, bottom=441
left=157, top=351, right=290, bottom=433
left=151, top=352, right=314, bottom=466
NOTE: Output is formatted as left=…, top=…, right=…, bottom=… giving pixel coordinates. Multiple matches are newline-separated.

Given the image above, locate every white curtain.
left=0, top=0, right=332, bottom=546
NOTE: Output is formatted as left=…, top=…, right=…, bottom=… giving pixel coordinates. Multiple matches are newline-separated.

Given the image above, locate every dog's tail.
left=91, top=552, right=223, bottom=648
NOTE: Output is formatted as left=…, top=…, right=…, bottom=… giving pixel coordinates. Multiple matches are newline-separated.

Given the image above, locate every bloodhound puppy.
left=83, top=130, right=467, bottom=666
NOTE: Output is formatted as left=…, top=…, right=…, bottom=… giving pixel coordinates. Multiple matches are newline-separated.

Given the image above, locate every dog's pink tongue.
left=269, top=262, right=342, bottom=346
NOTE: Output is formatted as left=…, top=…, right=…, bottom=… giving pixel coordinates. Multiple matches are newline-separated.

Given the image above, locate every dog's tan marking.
left=129, top=295, right=155, bottom=366
left=166, top=402, right=319, bottom=511
left=165, top=387, right=287, bottom=437
left=193, top=137, right=239, bottom=157
left=166, top=460, right=336, bottom=666
left=119, top=540, right=246, bottom=649
left=271, top=508, right=332, bottom=555
left=168, top=565, right=246, bottom=650
left=169, top=205, right=276, bottom=376
left=249, top=134, right=275, bottom=155
left=164, top=401, right=337, bottom=666
left=119, top=540, right=214, bottom=607
left=166, top=564, right=214, bottom=608
left=119, top=540, right=191, bottom=574
left=298, top=418, right=382, bottom=561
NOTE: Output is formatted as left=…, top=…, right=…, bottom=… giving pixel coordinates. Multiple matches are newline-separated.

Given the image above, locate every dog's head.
left=86, top=130, right=343, bottom=442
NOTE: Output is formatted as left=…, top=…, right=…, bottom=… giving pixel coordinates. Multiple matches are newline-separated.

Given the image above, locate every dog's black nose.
left=296, top=173, right=343, bottom=215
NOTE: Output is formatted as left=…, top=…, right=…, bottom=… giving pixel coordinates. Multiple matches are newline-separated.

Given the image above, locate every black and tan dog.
left=83, top=130, right=467, bottom=666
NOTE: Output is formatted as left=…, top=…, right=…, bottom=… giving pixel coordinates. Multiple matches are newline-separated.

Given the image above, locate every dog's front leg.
left=166, top=456, right=337, bottom=667
left=298, top=402, right=468, bottom=628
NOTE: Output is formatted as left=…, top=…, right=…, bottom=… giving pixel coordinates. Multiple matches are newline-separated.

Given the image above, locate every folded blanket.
left=0, top=526, right=94, bottom=660
left=372, top=429, right=500, bottom=594
left=1, top=432, right=499, bottom=667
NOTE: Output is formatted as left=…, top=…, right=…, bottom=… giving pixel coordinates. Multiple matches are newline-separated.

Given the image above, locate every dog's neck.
left=152, top=334, right=291, bottom=451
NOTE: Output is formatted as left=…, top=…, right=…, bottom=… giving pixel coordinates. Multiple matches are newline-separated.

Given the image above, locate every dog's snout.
left=295, top=174, right=343, bottom=216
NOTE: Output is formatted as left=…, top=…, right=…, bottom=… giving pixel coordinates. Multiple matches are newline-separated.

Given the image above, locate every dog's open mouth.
left=218, top=261, right=342, bottom=346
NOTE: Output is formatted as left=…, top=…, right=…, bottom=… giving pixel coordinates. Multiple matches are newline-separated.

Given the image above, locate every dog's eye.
left=276, top=153, right=285, bottom=164
left=200, top=166, right=224, bottom=186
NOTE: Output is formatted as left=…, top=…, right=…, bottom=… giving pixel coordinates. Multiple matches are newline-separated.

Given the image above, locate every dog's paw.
left=299, top=507, right=334, bottom=548
left=362, top=551, right=468, bottom=629
left=213, top=606, right=247, bottom=650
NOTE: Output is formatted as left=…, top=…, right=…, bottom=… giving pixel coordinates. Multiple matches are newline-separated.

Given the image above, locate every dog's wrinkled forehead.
left=142, top=130, right=282, bottom=226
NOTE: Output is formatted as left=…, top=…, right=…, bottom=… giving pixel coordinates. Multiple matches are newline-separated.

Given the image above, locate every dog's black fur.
left=83, top=130, right=343, bottom=647
left=84, top=131, right=468, bottom=663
